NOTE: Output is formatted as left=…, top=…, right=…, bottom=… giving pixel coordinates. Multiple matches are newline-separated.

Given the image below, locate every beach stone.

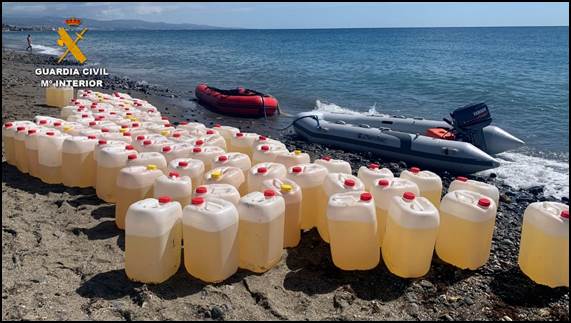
left=488, top=173, right=497, bottom=179
left=528, top=185, right=544, bottom=196
left=419, top=280, right=434, bottom=289
left=500, top=194, right=512, bottom=204
left=210, top=306, right=225, bottom=320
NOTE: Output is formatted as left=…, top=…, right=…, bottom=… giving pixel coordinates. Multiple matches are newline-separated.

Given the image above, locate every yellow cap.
left=146, top=164, right=157, bottom=171
left=63, top=126, right=73, bottom=132
left=280, top=183, right=293, bottom=192
left=294, top=150, right=302, bottom=155
left=160, top=130, right=170, bottom=137
left=211, top=170, right=222, bottom=180
left=119, top=128, right=128, bottom=133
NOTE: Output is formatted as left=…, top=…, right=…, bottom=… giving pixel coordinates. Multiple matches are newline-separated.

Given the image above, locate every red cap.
left=206, top=130, right=215, bottom=135
left=368, top=163, right=380, bottom=169
left=410, top=167, right=421, bottom=174
left=213, top=123, right=221, bottom=128
left=126, top=112, right=132, bottom=116
left=121, top=125, right=129, bottom=129
left=101, top=128, right=109, bottom=133
left=46, top=131, right=55, bottom=136
left=54, top=122, right=62, bottom=126
left=123, top=132, right=131, bottom=137
left=236, top=132, right=244, bottom=137
left=257, top=167, right=268, bottom=174
left=96, top=116, right=105, bottom=120
left=478, top=198, right=491, bottom=208
left=98, top=109, right=105, bottom=112
left=158, top=196, right=172, bottom=204
left=82, top=114, right=89, bottom=118
left=193, top=147, right=202, bottom=153
left=89, top=121, right=97, bottom=126
left=162, top=146, right=172, bottom=152
left=136, top=135, right=145, bottom=140
left=191, top=197, right=205, bottom=205
left=456, top=176, right=468, bottom=182
left=28, top=129, right=37, bottom=134
left=173, top=133, right=181, bottom=138
left=127, top=154, right=138, bottom=160
left=195, top=140, right=204, bottom=146
left=195, top=186, right=207, bottom=194
left=4, top=122, right=13, bottom=128
left=322, top=156, right=331, bottom=161
left=132, top=123, right=139, bottom=127
left=344, top=179, right=355, bottom=187
left=98, top=139, right=107, bottom=145
left=164, top=124, right=172, bottom=128
left=264, top=189, right=276, bottom=198
left=87, top=135, right=97, bottom=140
left=39, top=120, right=47, bottom=125
left=218, top=155, right=228, bottom=162
left=143, top=140, right=152, bottom=145
left=168, top=171, right=180, bottom=177
left=16, top=126, right=25, bottom=131
left=161, top=116, right=169, bottom=120
left=403, top=192, right=416, bottom=201
left=561, top=210, right=569, bottom=219
left=261, top=145, right=270, bottom=151
left=360, top=192, right=372, bottom=201
left=178, top=161, right=189, bottom=167
left=259, top=135, right=267, bottom=141
left=292, top=166, right=302, bottom=173
left=125, top=145, right=135, bottom=150
left=378, top=179, right=390, bottom=187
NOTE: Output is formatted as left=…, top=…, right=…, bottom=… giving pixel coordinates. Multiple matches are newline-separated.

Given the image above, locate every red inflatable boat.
left=195, top=83, right=279, bottom=118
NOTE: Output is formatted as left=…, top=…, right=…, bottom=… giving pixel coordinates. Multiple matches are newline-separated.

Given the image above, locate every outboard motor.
left=445, top=103, right=492, bottom=151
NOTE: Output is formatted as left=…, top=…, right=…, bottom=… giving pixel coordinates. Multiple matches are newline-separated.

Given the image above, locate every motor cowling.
left=449, top=103, right=493, bottom=152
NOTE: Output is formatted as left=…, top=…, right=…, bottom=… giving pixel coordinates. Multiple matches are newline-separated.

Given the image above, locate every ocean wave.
left=478, top=152, right=569, bottom=200
left=314, top=100, right=386, bottom=116
left=33, top=44, right=63, bottom=56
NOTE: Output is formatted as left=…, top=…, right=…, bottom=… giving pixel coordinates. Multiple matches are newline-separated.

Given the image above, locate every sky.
left=2, top=2, right=569, bottom=29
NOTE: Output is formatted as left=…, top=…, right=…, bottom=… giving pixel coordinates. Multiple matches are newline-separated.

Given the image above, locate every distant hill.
left=1, top=16, right=237, bottom=31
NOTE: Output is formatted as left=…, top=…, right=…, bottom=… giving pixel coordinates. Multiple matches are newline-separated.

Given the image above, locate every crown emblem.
left=65, top=17, right=81, bottom=26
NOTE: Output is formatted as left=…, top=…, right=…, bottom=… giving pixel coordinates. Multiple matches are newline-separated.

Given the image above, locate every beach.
left=2, top=48, right=569, bottom=321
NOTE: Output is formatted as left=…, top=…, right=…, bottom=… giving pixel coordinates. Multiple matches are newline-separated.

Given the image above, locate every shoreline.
left=2, top=48, right=569, bottom=321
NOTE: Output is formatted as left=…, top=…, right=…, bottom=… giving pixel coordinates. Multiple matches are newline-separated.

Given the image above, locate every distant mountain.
left=1, top=16, right=237, bottom=31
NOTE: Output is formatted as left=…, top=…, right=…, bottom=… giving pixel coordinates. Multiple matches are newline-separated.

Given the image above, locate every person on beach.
left=26, top=34, right=32, bottom=51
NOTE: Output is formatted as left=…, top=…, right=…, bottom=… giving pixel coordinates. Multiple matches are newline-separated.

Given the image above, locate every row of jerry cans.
left=124, top=185, right=301, bottom=284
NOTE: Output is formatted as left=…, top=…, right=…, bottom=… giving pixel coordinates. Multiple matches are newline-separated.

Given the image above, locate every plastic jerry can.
left=183, top=197, right=239, bottom=283
left=154, top=172, right=193, bottom=208
left=357, top=163, right=394, bottom=192
left=168, top=158, right=205, bottom=191
left=96, top=145, right=134, bottom=202
left=161, top=143, right=193, bottom=163
left=14, top=125, right=36, bottom=173
left=518, top=202, right=569, bottom=288
left=237, top=190, right=285, bottom=273
left=205, top=166, right=246, bottom=196
left=124, top=197, right=182, bottom=284
left=45, top=86, right=74, bottom=108
left=246, top=162, right=287, bottom=193
left=140, top=137, right=173, bottom=153
left=229, top=132, right=259, bottom=157
left=195, top=133, right=227, bottom=150
left=37, top=130, right=70, bottom=184
left=93, top=139, right=128, bottom=180
left=193, top=184, right=241, bottom=206
left=211, top=152, right=252, bottom=177
left=127, top=151, right=168, bottom=174
left=3, top=121, right=35, bottom=166
left=313, top=156, right=352, bottom=174
left=399, top=167, right=443, bottom=208
left=448, top=176, right=500, bottom=206
left=188, top=146, right=226, bottom=172
left=382, top=192, right=440, bottom=278
left=285, top=163, right=328, bottom=230
left=371, top=178, right=420, bottom=247
left=115, top=165, right=164, bottom=229
left=211, top=124, right=240, bottom=147
left=317, top=173, right=365, bottom=243
left=249, top=135, right=286, bottom=153
left=61, top=135, right=98, bottom=187
left=261, top=178, right=302, bottom=248
left=436, top=190, right=497, bottom=270
left=327, top=191, right=379, bottom=270
left=24, top=128, right=45, bottom=178
left=252, top=143, right=289, bottom=165
left=274, top=150, right=311, bottom=169
left=177, top=121, right=206, bottom=134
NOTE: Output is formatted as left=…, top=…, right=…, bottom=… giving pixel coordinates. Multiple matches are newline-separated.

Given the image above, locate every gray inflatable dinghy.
left=293, top=103, right=525, bottom=174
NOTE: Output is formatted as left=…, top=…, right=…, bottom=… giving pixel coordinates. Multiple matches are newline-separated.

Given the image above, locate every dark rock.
left=442, top=314, right=454, bottom=321
left=333, top=287, right=355, bottom=310
left=561, top=196, right=568, bottom=203
left=210, top=306, right=225, bottom=320
left=500, top=194, right=512, bottom=204
left=527, top=185, right=544, bottom=196
left=488, top=173, right=497, bottom=179
left=464, top=297, right=475, bottom=306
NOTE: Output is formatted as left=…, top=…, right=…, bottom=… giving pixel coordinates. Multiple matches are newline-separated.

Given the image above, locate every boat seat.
left=426, top=128, right=455, bottom=140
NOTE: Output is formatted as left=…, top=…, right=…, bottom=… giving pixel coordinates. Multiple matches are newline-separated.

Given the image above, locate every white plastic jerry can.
left=249, top=135, right=286, bottom=154
left=211, top=152, right=252, bottom=178
left=285, top=163, right=329, bottom=231
left=13, top=124, right=36, bottom=173
left=274, top=149, right=311, bottom=169
left=24, top=128, right=44, bottom=178
left=448, top=176, right=500, bottom=206
left=3, top=121, right=36, bottom=166
left=327, top=191, right=379, bottom=270
left=124, top=197, right=182, bottom=284
left=127, top=152, right=168, bottom=174
left=161, top=143, right=193, bottom=163
left=37, top=130, right=71, bottom=184
left=436, top=190, right=498, bottom=270
left=193, top=184, right=241, bottom=206
left=96, top=145, right=135, bottom=203
left=168, top=158, right=205, bottom=191
left=229, top=132, right=259, bottom=157
left=188, top=145, right=226, bottom=172
left=237, top=190, right=285, bottom=273
left=204, top=166, right=246, bottom=196
left=382, top=192, right=440, bottom=278
left=518, top=202, right=569, bottom=288
left=399, top=167, right=443, bottom=208
left=357, top=163, right=394, bottom=192
left=313, top=155, right=352, bottom=174
left=371, top=178, right=420, bottom=247
left=261, top=178, right=303, bottom=248
left=196, top=132, right=227, bottom=150
left=115, top=165, right=164, bottom=229
left=153, top=171, right=193, bottom=208
left=317, top=173, right=365, bottom=243
left=182, top=197, right=239, bottom=283
left=246, top=162, right=287, bottom=193
left=252, top=143, right=289, bottom=165
left=45, top=86, right=74, bottom=108
left=61, top=135, right=98, bottom=188
left=211, top=124, right=240, bottom=148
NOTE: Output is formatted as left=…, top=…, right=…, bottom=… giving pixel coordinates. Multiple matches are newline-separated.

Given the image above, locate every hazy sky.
left=2, top=2, right=569, bottom=29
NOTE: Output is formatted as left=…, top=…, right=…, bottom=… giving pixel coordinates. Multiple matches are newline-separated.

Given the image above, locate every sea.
left=2, top=27, right=569, bottom=199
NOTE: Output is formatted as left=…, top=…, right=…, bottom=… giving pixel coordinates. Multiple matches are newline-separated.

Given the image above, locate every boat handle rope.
left=269, top=115, right=321, bottom=131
